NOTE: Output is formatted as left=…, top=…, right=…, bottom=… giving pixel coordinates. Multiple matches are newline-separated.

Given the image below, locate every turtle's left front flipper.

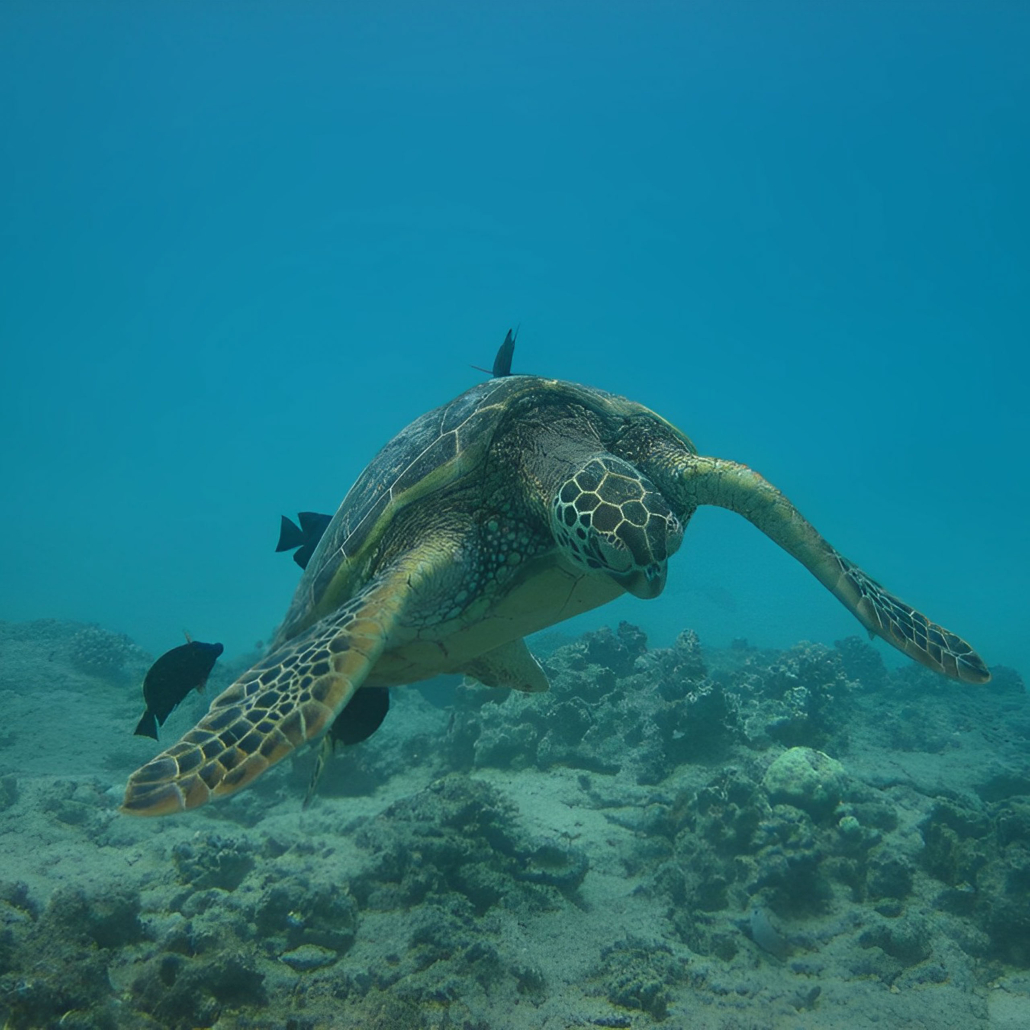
left=122, top=562, right=416, bottom=817
left=664, top=453, right=990, bottom=684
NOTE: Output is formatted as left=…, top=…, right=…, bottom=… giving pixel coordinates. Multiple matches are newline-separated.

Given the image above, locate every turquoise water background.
left=2, top=3, right=1026, bottom=678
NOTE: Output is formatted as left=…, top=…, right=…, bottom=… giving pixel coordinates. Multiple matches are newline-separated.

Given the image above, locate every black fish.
left=303, top=687, right=391, bottom=808
left=134, top=638, right=223, bottom=740
left=329, top=685, right=390, bottom=746
left=492, top=326, right=517, bottom=376
left=276, top=511, right=333, bottom=569
left=471, top=326, right=518, bottom=377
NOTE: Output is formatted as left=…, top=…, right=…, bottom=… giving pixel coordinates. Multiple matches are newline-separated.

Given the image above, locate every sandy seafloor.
left=1, top=618, right=1029, bottom=1030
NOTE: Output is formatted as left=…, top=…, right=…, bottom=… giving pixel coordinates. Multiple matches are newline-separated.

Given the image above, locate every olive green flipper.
left=460, top=637, right=550, bottom=693
left=670, top=455, right=990, bottom=684
left=122, top=564, right=414, bottom=816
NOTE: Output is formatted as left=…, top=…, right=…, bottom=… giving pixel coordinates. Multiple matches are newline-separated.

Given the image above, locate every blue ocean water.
left=1, top=1, right=1026, bottom=679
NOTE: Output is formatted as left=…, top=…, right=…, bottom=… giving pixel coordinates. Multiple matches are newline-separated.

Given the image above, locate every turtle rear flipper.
left=122, top=563, right=415, bottom=816
left=668, top=454, right=990, bottom=684
left=460, top=637, right=549, bottom=693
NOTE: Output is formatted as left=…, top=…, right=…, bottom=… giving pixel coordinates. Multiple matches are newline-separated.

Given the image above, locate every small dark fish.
left=471, top=326, right=518, bottom=377
left=276, top=511, right=333, bottom=569
left=303, top=687, right=390, bottom=808
left=492, top=326, right=517, bottom=376
left=134, top=638, right=224, bottom=740
left=330, top=686, right=390, bottom=746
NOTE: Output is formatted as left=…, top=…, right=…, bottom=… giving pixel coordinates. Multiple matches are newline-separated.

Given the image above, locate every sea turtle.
left=123, top=374, right=990, bottom=815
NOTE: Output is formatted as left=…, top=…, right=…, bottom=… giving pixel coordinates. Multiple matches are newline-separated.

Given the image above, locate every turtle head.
left=550, top=455, right=684, bottom=599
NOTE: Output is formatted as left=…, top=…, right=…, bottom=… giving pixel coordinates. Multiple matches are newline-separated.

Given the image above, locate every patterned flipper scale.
left=675, top=455, right=990, bottom=684
left=122, top=564, right=412, bottom=816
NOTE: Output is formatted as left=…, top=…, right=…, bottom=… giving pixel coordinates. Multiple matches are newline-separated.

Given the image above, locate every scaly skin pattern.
left=123, top=376, right=989, bottom=816
left=122, top=562, right=415, bottom=815
left=664, top=454, right=990, bottom=685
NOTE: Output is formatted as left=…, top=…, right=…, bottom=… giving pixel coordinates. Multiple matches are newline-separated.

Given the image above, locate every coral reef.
left=0, top=881, right=143, bottom=1030
left=173, top=834, right=257, bottom=892
left=0, top=616, right=1027, bottom=1028
left=68, top=625, right=148, bottom=681
left=446, top=622, right=737, bottom=785
left=762, top=746, right=847, bottom=820
left=592, top=936, right=687, bottom=1019
left=350, top=775, right=588, bottom=913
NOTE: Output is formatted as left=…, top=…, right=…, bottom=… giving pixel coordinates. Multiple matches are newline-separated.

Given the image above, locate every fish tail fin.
left=134, top=710, right=159, bottom=740
left=302, top=735, right=335, bottom=810
left=297, top=511, right=332, bottom=536
left=276, top=515, right=304, bottom=552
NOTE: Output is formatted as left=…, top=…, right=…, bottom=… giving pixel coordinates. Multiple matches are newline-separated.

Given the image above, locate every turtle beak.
left=616, top=562, right=668, bottom=600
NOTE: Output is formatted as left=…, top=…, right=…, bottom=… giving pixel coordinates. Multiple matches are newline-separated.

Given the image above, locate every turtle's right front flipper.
left=666, top=454, right=990, bottom=684
left=122, top=564, right=414, bottom=817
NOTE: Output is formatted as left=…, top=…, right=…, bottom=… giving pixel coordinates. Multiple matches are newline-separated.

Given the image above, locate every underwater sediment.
left=0, top=618, right=1028, bottom=1028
